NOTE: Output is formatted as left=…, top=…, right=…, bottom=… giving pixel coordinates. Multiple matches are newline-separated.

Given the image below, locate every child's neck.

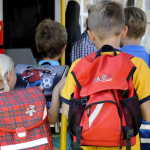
left=43, top=55, right=61, bottom=62
left=95, top=36, right=121, bottom=50
left=122, top=36, right=141, bottom=47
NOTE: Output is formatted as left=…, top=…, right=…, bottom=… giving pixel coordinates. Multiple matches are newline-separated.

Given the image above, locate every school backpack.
left=15, top=64, right=69, bottom=133
left=0, top=86, right=53, bottom=150
left=69, top=45, right=142, bottom=150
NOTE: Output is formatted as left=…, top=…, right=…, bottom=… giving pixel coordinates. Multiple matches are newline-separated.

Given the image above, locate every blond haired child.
left=0, top=54, right=16, bottom=92
left=0, top=54, right=65, bottom=125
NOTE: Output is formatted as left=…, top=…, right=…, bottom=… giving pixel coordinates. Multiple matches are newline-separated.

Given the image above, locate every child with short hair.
left=61, top=1, right=150, bottom=150
left=35, top=18, right=67, bottom=65
left=0, top=54, right=66, bottom=150
left=120, top=6, right=150, bottom=150
left=35, top=19, right=71, bottom=149
left=120, top=6, right=149, bottom=65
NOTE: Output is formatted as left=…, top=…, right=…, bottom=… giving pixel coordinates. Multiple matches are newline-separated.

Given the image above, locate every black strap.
left=126, top=66, right=136, bottom=82
left=71, top=72, right=88, bottom=105
left=71, top=71, right=82, bottom=90
left=123, top=126, right=133, bottom=150
left=41, top=62, right=51, bottom=65
left=122, top=90, right=128, bottom=98
left=71, top=97, right=82, bottom=103
left=73, top=126, right=83, bottom=150
left=95, top=45, right=117, bottom=59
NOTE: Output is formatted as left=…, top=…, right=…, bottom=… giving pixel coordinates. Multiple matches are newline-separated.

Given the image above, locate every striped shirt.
left=70, top=30, right=97, bottom=63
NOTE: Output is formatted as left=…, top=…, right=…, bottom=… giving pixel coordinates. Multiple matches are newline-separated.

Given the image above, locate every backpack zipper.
left=86, top=100, right=118, bottom=117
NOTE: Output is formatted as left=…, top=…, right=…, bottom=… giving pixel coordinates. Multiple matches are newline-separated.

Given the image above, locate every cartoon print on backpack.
left=40, top=66, right=58, bottom=90
left=22, top=66, right=43, bottom=88
left=15, top=64, right=68, bottom=97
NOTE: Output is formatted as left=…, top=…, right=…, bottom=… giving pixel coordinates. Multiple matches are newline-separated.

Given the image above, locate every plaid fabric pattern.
left=70, top=30, right=97, bottom=63
left=0, top=87, right=53, bottom=150
left=0, top=87, right=45, bottom=129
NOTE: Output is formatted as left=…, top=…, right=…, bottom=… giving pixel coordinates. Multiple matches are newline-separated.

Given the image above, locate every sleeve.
left=131, top=57, right=150, bottom=104
left=61, top=59, right=81, bottom=104
left=22, top=70, right=27, bottom=77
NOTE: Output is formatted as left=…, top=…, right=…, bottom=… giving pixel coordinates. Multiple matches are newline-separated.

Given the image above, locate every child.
left=120, top=6, right=149, bottom=66
left=61, top=1, right=150, bottom=150
left=0, top=54, right=17, bottom=92
left=35, top=19, right=71, bottom=149
left=120, top=7, right=150, bottom=150
left=35, top=18, right=67, bottom=65
left=0, top=53, right=65, bottom=146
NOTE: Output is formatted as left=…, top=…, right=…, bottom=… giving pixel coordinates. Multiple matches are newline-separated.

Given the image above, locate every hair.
left=0, top=54, right=14, bottom=92
left=27, top=66, right=34, bottom=69
left=88, top=0, right=125, bottom=39
left=35, top=19, right=67, bottom=59
left=124, top=6, right=147, bottom=39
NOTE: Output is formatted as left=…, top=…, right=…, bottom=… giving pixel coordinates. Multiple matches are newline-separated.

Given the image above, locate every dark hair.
left=35, top=19, right=67, bottom=59
left=27, top=66, right=33, bottom=69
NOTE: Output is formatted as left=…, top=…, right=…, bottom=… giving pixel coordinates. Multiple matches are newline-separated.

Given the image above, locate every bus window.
left=3, top=0, right=55, bottom=59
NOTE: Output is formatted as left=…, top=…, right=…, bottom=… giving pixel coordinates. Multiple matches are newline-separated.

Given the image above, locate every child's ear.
left=121, top=25, right=128, bottom=38
left=37, top=47, right=40, bottom=53
left=6, top=72, right=11, bottom=82
left=87, top=30, right=95, bottom=41
left=61, top=45, right=66, bottom=54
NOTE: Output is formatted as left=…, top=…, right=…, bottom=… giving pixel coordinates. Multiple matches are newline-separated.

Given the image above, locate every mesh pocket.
left=68, top=99, right=85, bottom=136
left=121, top=95, right=142, bottom=136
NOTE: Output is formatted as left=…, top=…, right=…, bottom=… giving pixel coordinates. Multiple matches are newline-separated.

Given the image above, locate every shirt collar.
left=38, top=60, right=60, bottom=66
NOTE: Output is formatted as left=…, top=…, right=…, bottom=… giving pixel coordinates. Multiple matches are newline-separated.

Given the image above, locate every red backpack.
left=0, top=86, right=53, bottom=150
left=69, top=45, right=142, bottom=150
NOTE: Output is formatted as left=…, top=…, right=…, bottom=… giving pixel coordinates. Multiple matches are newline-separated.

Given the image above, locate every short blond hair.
left=88, top=1, right=125, bottom=39
left=0, top=54, right=14, bottom=91
left=124, top=6, right=147, bottom=39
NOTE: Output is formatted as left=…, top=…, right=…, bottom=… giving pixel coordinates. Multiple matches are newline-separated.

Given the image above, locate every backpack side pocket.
left=69, top=98, right=85, bottom=136
left=120, top=95, right=142, bottom=136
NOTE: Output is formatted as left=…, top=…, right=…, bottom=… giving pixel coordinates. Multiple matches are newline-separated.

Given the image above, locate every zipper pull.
left=87, top=107, right=91, bottom=117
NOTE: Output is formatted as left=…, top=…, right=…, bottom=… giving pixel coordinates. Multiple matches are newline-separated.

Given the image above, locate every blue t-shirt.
left=121, top=45, right=149, bottom=66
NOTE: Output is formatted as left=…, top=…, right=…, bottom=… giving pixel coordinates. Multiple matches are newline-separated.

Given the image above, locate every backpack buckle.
left=73, top=142, right=83, bottom=150
left=15, top=127, right=27, bottom=140
left=81, top=97, right=88, bottom=105
left=123, top=126, right=134, bottom=139
left=127, top=129, right=134, bottom=138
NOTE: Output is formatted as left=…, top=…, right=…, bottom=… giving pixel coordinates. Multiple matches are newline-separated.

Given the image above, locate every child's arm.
left=48, top=77, right=66, bottom=124
left=140, top=101, right=150, bottom=122
left=62, top=102, right=69, bottom=119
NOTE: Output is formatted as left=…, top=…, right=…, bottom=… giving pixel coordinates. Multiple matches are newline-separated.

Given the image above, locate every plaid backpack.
left=69, top=45, right=142, bottom=150
left=0, top=86, right=53, bottom=150
left=15, top=64, right=69, bottom=133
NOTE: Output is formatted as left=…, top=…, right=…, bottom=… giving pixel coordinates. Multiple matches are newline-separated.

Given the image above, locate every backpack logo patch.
left=25, top=105, right=36, bottom=117
left=94, top=74, right=112, bottom=83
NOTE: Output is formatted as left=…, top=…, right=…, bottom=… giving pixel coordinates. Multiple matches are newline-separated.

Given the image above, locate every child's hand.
left=53, top=77, right=66, bottom=96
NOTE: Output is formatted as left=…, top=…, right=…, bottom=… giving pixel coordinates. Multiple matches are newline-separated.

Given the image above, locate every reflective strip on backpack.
left=141, top=138, right=150, bottom=143
left=1, top=137, right=48, bottom=150
left=140, top=124, right=150, bottom=130
left=89, top=103, right=104, bottom=128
